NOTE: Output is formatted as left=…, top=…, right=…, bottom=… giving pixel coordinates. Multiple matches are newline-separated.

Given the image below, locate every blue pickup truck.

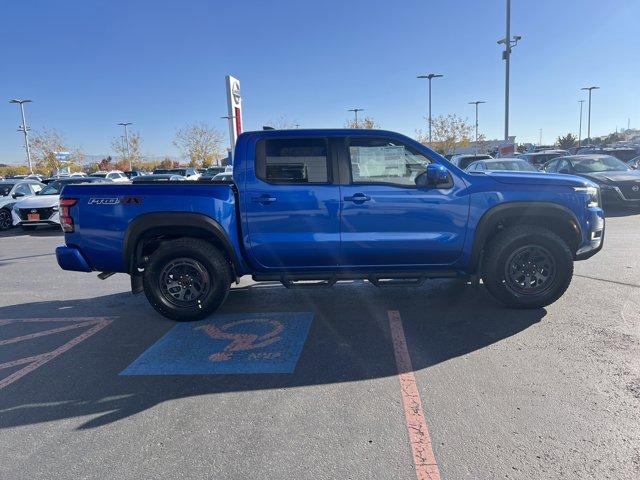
left=56, top=129, right=605, bottom=321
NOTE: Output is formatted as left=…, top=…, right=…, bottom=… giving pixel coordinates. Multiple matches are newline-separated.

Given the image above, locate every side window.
left=15, top=184, right=32, bottom=196
left=544, top=159, right=559, bottom=172
left=557, top=160, right=571, bottom=173
left=348, top=137, right=431, bottom=186
left=256, top=138, right=329, bottom=184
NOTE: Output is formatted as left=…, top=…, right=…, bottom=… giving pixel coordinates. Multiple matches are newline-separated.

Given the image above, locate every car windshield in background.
left=39, top=179, right=98, bottom=195
left=89, top=173, right=108, bottom=178
left=573, top=156, right=631, bottom=173
left=0, top=184, right=16, bottom=196
left=487, top=161, right=538, bottom=172
left=456, top=155, right=492, bottom=169
left=605, top=149, right=638, bottom=162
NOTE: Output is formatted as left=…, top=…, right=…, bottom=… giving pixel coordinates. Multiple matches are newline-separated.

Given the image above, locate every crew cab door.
left=242, top=136, right=340, bottom=269
left=339, top=136, right=469, bottom=267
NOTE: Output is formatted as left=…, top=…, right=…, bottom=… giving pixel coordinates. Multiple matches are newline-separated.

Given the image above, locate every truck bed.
left=61, top=182, right=242, bottom=273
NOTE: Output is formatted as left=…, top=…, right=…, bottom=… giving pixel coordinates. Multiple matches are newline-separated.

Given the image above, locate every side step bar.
left=252, top=270, right=458, bottom=289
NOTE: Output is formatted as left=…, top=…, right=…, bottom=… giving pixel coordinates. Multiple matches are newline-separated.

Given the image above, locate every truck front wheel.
left=143, top=238, right=232, bottom=321
left=481, top=225, right=574, bottom=309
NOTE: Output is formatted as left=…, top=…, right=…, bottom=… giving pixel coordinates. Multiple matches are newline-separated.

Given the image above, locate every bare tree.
left=30, top=128, right=67, bottom=174
left=111, top=130, right=142, bottom=169
left=417, top=114, right=472, bottom=155
left=263, top=115, right=299, bottom=130
left=344, top=116, right=380, bottom=129
left=173, top=123, right=224, bottom=167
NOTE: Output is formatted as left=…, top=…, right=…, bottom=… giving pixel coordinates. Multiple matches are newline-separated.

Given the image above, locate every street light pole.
left=468, top=101, right=485, bottom=154
left=117, top=122, right=133, bottom=170
left=417, top=73, right=443, bottom=143
left=578, top=100, right=585, bottom=148
left=348, top=108, right=364, bottom=128
left=539, top=128, right=543, bottom=146
left=497, top=0, right=521, bottom=142
left=581, top=86, right=599, bottom=143
left=9, top=99, right=34, bottom=173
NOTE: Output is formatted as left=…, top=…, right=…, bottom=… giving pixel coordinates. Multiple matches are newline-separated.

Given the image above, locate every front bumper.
left=575, top=208, right=605, bottom=260
left=12, top=209, right=60, bottom=227
left=56, top=246, right=92, bottom=272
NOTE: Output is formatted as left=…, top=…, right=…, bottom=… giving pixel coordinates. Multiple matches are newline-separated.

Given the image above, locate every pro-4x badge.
left=88, top=197, right=120, bottom=205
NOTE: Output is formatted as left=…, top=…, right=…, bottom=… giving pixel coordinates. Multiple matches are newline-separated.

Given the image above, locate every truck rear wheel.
left=481, top=225, right=573, bottom=309
left=143, top=238, right=232, bottom=321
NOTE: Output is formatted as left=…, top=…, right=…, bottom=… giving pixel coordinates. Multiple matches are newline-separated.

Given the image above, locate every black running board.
left=252, top=270, right=458, bottom=289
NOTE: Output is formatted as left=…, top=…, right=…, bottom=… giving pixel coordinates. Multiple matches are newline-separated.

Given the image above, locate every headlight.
left=574, top=186, right=600, bottom=208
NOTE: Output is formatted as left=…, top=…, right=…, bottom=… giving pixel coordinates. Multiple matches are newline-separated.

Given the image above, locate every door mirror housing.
left=12, top=192, right=25, bottom=199
left=416, top=164, right=453, bottom=188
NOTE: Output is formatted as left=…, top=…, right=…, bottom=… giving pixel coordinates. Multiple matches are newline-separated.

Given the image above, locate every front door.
left=339, top=136, right=469, bottom=267
left=243, top=136, right=340, bottom=270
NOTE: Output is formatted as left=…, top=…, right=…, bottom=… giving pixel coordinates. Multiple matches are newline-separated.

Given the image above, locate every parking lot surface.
left=1, top=210, right=639, bottom=480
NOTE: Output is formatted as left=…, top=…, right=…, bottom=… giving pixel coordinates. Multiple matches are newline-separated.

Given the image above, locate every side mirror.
left=416, top=164, right=453, bottom=188
left=12, top=192, right=25, bottom=199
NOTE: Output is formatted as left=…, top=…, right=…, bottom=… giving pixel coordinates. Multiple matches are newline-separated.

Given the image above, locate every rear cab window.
left=256, top=138, right=330, bottom=184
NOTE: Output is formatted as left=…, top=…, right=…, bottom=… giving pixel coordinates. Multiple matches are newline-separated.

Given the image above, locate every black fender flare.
left=122, top=212, right=241, bottom=275
left=469, top=201, right=582, bottom=273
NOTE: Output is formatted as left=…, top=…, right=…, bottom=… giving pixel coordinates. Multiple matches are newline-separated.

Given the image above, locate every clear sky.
left=1, top=0, right=638, bottom=163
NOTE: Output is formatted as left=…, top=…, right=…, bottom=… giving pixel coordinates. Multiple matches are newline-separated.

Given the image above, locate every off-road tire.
left=143, top=238, right=232, bottom=321
left=481, top=225, right=574, bottom=309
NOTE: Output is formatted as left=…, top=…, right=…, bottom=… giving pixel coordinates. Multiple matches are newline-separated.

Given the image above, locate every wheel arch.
left=470, top=202, right=582, bottom=274
left=123, top=212, right=241, bottom=278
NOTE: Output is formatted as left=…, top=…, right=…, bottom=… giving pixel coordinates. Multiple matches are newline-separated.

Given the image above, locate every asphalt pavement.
left=0, top=210, right=639, bottom=480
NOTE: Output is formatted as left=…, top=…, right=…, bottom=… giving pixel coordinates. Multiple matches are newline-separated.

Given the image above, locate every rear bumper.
left=56, top=246, right=92, bottom=272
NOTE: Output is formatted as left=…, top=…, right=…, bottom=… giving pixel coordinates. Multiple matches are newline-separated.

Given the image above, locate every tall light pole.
left=578, top=100, right=585, bottom=148
left=539, top=128, right=543, bottom=146
left=581, top=86, right=599, bottom=144
left=468, top=101, right=485, bottom=154
left=417, top=73, right=443, bottom=143
left=9, top=99, right=34, bottom=173
left=117, top=122, right=132, bottom=170
left=497, top=0, right=522, bottom=141
left=348, top=108, right=364, bottom=128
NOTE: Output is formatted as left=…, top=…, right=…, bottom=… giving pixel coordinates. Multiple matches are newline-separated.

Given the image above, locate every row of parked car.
left=450, top=147, right=640, bottom=208
left=0, top=166, right=234, bottom=232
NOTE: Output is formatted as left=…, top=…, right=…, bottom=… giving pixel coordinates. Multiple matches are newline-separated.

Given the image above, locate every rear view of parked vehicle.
left=518, top=150, right=567, bottom=168
left=466, top=158, right=539, bottom=172
left=449, top=154, right=493, bottom=170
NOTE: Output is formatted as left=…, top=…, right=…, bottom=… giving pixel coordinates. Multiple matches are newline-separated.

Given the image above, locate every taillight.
left=59, top=198, right=77, bottom=232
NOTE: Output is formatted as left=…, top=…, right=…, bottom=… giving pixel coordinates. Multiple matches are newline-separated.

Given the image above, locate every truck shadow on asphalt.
left=0, top=279, right=545, bottom=430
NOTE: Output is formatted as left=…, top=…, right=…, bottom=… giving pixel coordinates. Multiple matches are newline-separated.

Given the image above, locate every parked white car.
left=11, top=177, right=111, bottom=230
left=89, top=170, right=129, bottom=183
left=0, top=179, right=45, bottom=230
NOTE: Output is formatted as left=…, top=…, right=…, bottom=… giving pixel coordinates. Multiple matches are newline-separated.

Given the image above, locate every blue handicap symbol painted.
left=121, top=312, right=314, bottom=375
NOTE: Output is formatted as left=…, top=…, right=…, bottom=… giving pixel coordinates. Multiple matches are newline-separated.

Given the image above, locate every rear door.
left=339, top=136, right=469, bottom=267
left=243, top=136, right=340, bottom=270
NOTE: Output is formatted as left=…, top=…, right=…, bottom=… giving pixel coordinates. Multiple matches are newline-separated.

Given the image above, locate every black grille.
left=619, top=181, right=640, bottom=199
left=18, top=207, right=55, bottom=221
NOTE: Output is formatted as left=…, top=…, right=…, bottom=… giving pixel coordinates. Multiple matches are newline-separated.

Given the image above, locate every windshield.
left=487, top=161, right=538, bottom=172
left=90, top=173, right=107, bottom=178
left=573, top=156, right=630, bottom=173
left=0, top=184, right=16, bottom=196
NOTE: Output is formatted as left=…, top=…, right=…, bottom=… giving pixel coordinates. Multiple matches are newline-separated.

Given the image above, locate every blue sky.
left=1, top=0, right=638, bottom=163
